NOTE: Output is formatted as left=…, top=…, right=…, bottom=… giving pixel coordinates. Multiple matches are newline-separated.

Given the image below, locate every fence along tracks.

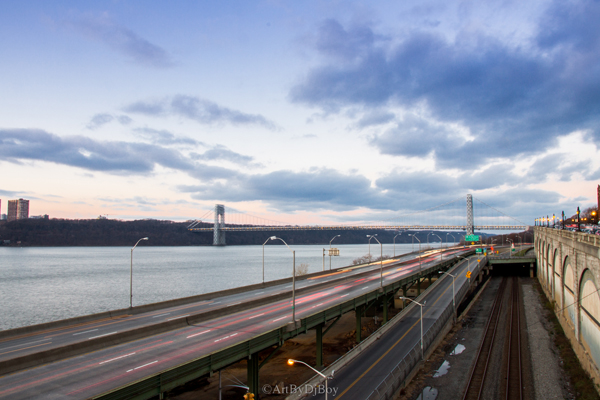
left=462, top=277, right=525, bottom=400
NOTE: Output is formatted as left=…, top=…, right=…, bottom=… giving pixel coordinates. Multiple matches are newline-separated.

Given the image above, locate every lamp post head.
left=269, top=236, right=277, bottom=240
left=287, top=359, right=295, bottom=366
left=142, top=237, right=149, bottom=240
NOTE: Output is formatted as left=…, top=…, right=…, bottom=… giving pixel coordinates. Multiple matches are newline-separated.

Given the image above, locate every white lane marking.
left=312, top=303, right=324, bottom=308
left=126, top=360, right=158, bottom=372
left=73, top=329, right=98, bottom=336
left=249, top=313, right=265, bottom=319
left=0, top=339, right=51, bottom=351
left=167, top=315, right=190, bottom=321
left=285, top=285, right=292, bottom=288
left=187, top=330, right=211, bottom=338
left=228, top=302, right=242, bottom=306
left=272, top=316, right=287, bottom=322
left=214, top=333, right=238, bottom=343
left=152, top=313, right=171, bottom=318
left=213, top=302, right=221, bottom=305
left=99, top=352, right=136, bottom=365
left=340, top=294, right=349, bottom=298
left=256, top=291, right=264, bottom=294
left=362, top=286, right=369, bottom=290
left=88, top=332, right=117, bottom=340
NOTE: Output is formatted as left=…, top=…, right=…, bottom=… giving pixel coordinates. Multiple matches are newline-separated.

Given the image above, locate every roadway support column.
left=316, top=323, right=323, bottom=369
left=247, top=352, right=259, bottom=396
left=382, top=294, right=390, bottom=324
left=417, top=278, right=421, bottom=296
left=356, top=306, right=363, bottom=343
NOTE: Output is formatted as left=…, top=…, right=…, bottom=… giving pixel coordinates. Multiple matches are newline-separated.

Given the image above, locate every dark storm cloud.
left=181, top=168, right=389, bottom=212
left=124, top=95, right=278, bottom=130
left=291, top=0, right=600, bottom=167
left=69, top=14, right=174, bottom=68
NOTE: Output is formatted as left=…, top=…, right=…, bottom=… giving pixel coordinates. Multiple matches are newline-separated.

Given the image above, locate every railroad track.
left=504, top=276, right=523, bottom=399
left=462, top=276, right=526, bottom=400
left=462, top=278, right=507, bottom=400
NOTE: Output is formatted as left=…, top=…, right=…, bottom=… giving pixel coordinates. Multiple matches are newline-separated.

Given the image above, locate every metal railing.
left=365, top=262, right=476, bottom=400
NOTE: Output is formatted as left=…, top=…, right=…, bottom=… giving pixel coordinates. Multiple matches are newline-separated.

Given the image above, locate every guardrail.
left=365, top=260, right=482, bottom=400
left=91, top=254, right=475, bottom=400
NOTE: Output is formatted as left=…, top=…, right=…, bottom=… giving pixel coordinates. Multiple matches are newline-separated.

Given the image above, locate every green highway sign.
left=476, top=248, right=482, bottom=253
left=465, top=234, right=480, bottom=242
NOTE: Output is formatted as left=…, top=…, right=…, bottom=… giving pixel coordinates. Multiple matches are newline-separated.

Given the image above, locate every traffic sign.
left=476, top=248, right=482, bottom=253
left=466, top=271, right=472, bottom=279
left=465, top=234, right=480, bottom=242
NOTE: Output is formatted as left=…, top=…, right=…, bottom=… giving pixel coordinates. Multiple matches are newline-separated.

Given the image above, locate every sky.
left=1, top=0, right=599, bottom=227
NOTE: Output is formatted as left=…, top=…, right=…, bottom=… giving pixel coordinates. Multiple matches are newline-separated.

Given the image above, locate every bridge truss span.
left=188, top=194, right=529, bottom=245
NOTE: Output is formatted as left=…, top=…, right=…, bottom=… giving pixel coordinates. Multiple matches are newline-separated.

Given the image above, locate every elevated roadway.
left=295, top=254, right=483, bottom=399
left=0, top=248, right=474, bottom=399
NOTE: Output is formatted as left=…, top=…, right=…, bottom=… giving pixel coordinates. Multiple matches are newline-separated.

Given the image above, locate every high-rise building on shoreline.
left=7, top=199, right=30, bottom=222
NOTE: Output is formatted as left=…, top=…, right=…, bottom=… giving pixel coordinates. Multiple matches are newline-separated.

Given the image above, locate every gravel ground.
left=403, top=277, right=502, bottom=400
left=404, top=276, right=571, bottom=400
left=521, top=280, right=574, bottom=400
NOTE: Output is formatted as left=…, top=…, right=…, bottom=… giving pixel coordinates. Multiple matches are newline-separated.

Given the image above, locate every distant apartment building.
left=7, top=198, right=30, bottom=222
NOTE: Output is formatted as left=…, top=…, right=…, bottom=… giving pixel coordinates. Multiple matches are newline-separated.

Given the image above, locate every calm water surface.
left=0, top=243, right=433, bottom=330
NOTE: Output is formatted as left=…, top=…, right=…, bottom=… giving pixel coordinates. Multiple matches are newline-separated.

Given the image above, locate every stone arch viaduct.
left=535, top=227, right=600, bottom=386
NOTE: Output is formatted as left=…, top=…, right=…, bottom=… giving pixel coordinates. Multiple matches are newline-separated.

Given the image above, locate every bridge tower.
left=213, top=204, right=226, bottom=246
left=466, top=194, right=474, bottom=236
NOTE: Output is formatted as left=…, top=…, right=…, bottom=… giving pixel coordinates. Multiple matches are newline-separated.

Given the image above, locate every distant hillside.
left=0, top=218, right=493, bottom=247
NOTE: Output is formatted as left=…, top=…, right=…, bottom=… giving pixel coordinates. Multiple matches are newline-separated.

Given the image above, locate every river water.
left=0, top=243, right=442, bottom=331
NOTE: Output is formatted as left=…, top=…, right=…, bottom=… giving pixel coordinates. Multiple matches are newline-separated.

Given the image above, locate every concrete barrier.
left=0, top=260, right=413, bottom=376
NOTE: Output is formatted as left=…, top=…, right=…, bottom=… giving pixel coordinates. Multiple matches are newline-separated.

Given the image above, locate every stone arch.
left=545, top=242, right=552, bottom=289
left=579, top=269, right=600, bottom=369
left=553, top=249, right=562, bottom=308
left=563, top=256, right=577, bottom=328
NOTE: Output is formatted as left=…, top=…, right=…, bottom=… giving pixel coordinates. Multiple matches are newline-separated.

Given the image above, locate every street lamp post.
left=287, top=359, right=334, bottom=400
left=399, top=297, right=426, bottom=360
left=427, top=232, right=435, bottom=247
left=130, top=237, right=149, bottom=308
left=329, top=235, right=341, bottom=270
left=367, top=235, right=383, bottom=290
left=432, top=234, right=443, bottom=260
left=439, top=271, right=456, bottom=318
left=367, top=234, right=378, bottom=261
left=409, top=234, right=422, bottom=272
left=446, top=233, right=456, bottom=249
left=506, top=238, right=513, bottom=257
left=262, top=236, right=277, bottom=283
left=393, top=232, right=402, bottom=257
left=271, top=237, right=296, bottom=323
left=456, top=255, right=473, bottom=283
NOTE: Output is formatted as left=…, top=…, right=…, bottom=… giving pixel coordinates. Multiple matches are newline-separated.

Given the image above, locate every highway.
left=308, top=254, right=479, bottom=399
left=0, top=248, right=472, bottom=399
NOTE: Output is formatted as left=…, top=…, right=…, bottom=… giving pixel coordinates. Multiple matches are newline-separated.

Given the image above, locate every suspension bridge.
left=188, top=194, right=528, bottom=245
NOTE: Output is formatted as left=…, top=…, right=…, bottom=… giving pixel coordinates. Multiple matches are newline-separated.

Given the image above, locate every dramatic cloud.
left=124, top=95, right=278, bottom=130
left=181, top=168, right=389, bottom=212
left=291, top=0, right=600, bottom=167
left=68, top=13, right=173, bottom=68
left=0, top=128, right=194, bottom=174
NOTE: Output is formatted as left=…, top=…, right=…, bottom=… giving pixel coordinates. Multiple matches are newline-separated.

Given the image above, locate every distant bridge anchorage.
left=188, top=194, right=528, bottom=245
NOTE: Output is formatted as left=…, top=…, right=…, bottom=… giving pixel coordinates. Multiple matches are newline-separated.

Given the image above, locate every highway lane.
left=0, top=251, right=422, bottom=364
left=308, top=255, right=479, bottom=400
left=0, top=249, right=472, bottom=399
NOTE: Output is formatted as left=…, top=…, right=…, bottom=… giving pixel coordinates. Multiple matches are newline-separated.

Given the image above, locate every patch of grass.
left=534, top=281, right=600, bottom=400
